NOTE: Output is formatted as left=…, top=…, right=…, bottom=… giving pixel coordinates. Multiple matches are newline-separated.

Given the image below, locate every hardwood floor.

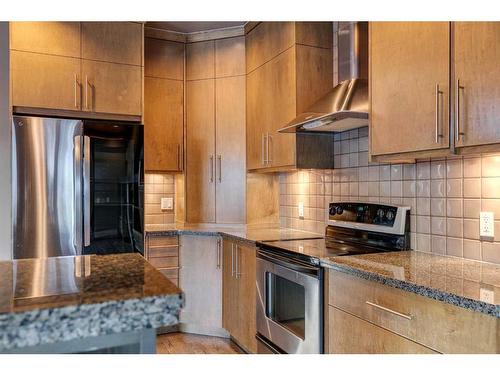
left=156, top=333, right=244, bottom=354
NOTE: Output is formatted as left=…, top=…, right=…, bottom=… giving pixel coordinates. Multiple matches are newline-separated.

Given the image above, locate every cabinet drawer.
left=159, top=268, right=179, bottom=280
left=329, top=306, right=436, bottom=354
left=329, top=269, right=498, bottom=353
left=149, top=256, right=178, bottom=269
left=148, top=246, right=178, bottom=258
left=148, top=235, right=178, bottom=247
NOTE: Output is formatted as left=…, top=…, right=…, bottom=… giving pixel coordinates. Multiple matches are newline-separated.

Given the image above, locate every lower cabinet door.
left=329, top=307, right=437, bottom=354
left=222, top=240, right=238, bottom=335
left=179, top=235, right=223, bottom=335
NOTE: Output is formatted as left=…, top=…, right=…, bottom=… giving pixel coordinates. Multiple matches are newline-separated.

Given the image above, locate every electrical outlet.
left=480, top=288, right=495, bottom=304
left=161, top=197, right=174, bottom=211
left=480, top=211, right=494, bottom=241
left=298, top=202, right=304, bottom=219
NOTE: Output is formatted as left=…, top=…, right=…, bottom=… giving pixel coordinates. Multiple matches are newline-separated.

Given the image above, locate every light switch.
left=161, top=197, right=174, bottom=211
left=298, top=202, right=304, bottom=219
left=480, top=211, right=494, bottom=241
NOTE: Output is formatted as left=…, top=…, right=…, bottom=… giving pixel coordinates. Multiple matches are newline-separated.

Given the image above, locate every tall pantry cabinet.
left=185, top=36, right=246, bottom=224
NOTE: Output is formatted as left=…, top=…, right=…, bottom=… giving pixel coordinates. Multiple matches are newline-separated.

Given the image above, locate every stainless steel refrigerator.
left=12, top=115, right=144, bottom=259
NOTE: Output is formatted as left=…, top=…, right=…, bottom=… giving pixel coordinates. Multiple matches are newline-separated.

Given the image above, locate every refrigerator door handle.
left=83, top=136, right=91, bottom=247
left=73, top=136, right=83, bottom=253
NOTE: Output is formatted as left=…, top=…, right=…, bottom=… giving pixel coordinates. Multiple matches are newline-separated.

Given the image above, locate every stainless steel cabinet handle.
left=261, top=133, right=267, bottom=165
left=455, top=79, right=465, bottom=142
left=217, top=155, right=222, bottom=182
left=209, top=155, right=214, bottom=182
left=234, top=244, right=239, bottom=279
left=177, top=144, right=181, bottom=170
left=267, top=133, right=272, bottom=164
left=231, top=243, right=235, bottom=277
left=85, top=76, right=90, bottom=110
left=83, top=136, right=91, bottom=247
left=73, top=136, right=83, bottom=253
left=74, top=74, right=79, bottom=109
left=435, top=84, right=443, bottom=143
left=365, top=301, right=412, bottom=320
left=216, top=238, right=221, bottom=269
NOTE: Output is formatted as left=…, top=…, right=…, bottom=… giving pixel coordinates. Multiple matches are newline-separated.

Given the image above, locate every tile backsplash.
left=279, top=126, right=500, bottom=264
left=144, top=173, right=175, bottom=225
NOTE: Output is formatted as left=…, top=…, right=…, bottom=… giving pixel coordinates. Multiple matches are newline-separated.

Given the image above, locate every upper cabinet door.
left=11, top=50, right=81, bottom=111
left=454, top=22, right=500, bottom=148
left=10, top=22, right=81, bottom=58
left=82, top=60, right=142, bottom=116
left=370, top=22, right=450, bottom=156
left=81, top=22, right=143, bottom=66
left=145, top=38, right=184, bottom=80
left=186, top=40, right=215, bottom=80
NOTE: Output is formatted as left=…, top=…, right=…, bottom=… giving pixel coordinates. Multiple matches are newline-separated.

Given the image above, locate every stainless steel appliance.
left=256, top=202, right=410, bottom=354
left=12, top=115, right=144, bottom=259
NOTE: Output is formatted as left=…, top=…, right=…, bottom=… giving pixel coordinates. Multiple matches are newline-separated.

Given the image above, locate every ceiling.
left=146, top=22, right=247, bottom=34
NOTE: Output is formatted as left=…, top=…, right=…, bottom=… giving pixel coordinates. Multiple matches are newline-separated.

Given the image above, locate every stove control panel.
left=328, top=202, right=402, bottom=227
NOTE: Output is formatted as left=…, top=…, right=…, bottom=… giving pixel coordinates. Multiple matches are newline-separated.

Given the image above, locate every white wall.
left=0, top=22, right=11, bottom=260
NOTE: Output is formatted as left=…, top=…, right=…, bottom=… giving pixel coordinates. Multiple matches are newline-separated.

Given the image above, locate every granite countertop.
left=0, top=253, right=183, bottom=352
left=322, top=250, right=500, bottom=318
left=145, top=223, right=323, bottom=244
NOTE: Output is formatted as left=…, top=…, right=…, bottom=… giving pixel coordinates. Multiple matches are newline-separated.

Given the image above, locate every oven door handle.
left=257, top=250, right=319, bottom=276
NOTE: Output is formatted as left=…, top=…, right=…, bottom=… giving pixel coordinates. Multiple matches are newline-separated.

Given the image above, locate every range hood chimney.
left=279, top=22, right=369, bottom=134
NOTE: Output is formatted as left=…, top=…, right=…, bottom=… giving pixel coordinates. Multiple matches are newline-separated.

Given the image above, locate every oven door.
left=256, top=251, right=322, bottom=354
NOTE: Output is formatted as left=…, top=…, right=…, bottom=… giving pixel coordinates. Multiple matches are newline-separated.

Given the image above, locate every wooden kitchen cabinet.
left=144, top=37, right=184, bottom=172
left=11, top=51, right=82, bottom=111
left=185, top=36, right=246, bottom=224
left=81, top=22, right=143, bottom=66
left=370, top=22, right=451, bottom=158
left=10, top=22, right=81, bottom=58
left=246, top=22, right=332, bottom=171
left=179, top=235, right=225, bottom=336
left=186, top=79, right=216, bottom=223
left=82, top=59, right=142, bottom=116
left=222, top=239, right=257, bottom=353
left=454, top=22, right=500, bottom=150
left=327, top=269, right=499, bottom=354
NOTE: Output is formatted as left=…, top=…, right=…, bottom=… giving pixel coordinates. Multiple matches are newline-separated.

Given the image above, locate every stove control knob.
left=377, top=208, right=385, bottom=218
left=386, top=210, right=395, bottom=221
left=329, top=206, right=336, bottom=216
left=336, top=206, right=343, bottom=215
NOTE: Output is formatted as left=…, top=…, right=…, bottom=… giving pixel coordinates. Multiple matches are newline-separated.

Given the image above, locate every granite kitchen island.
left=0, top=253, right=183, bottom=354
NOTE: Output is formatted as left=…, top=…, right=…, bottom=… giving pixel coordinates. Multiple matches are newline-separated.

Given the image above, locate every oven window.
left=265, top=272, right=305, bottom=339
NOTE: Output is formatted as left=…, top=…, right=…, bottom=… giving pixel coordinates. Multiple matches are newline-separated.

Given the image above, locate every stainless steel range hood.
left=279, top=22, right=369, bottom=134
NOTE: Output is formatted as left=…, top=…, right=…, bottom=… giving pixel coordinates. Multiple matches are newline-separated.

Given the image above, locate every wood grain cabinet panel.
left=145, top=38, right=184, bottom=80
left=215, top=36, right=246, bottom=77
left=144, top=77, right=183, bottom=171
left=329, top=307, right=437, bottom=354
left=454, top=22, right=500, bottom=149
left=295, top=22, right=333, bottom=49
left=186, top=79, right=216, bottom=223
left=186, top=40, right=215, bottom=80
left=82, top=60, right=142, bottom=116
left=81, top=22, right=143, bottom=66
left=10, top=21, right=81, bottom=58
left=215, top=76, right=246, bottom=223
left=11, top=50, right=81, bottom=111
left=222, top=240, right=238, bottom=337
left=370, top=22, right=451, bottom=157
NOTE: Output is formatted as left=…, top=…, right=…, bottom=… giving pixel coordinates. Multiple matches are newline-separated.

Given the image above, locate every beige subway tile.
left=482, top=177, right=500, bottom=198
left=446, top=179, right=463, bottom=198
left=417, top=161, right=430, bottom=180
left=430, top=180, right=445, bottom=197
left=403, top=164, right=416, bottom=180
left=430, top=198, right=446, bottom=216
left=359, top=182, right=368, bottom=196
left=391, top=197, right=403, bottom=205
left=431, top=235, right=446, bottom=255
left=446, top=198, right=463, bottom=218
left=416, top=234, right=431, bottom=252
left=446, top=218, right=463, bottom=238
left=390, top=181, right=402, bottom=197
left=431, top=160, right=446, bottom=179
left=481, top=199, right=500, bottom=217
left=463, top=219, right=479, bottom=240
left=431, top=217, right=446, bottom=235
left=380, top=181, right=391, bottom=197
left=481, top=155, right=500, bottom=177
left=482, top=242, right=500, bottom=264
left=417, top=198, right=430, bottom=215
left=368, top=165, right=379, bottom=181
left=446, top=237, right=463, bottom=257
left=446, top=158, right=463, bottom=179
left=403, top=180, right=416, bottom=197
left=391, top=164, right=403, bottom=180
left=402, top=197, right=417, bottom=212
left=495, top=221, right=500, bottom=242
left=463, top=178, right=481, bottom=198
left=463, top=239, right=481, bottom=261
left=463, top=157, right=481, bottom=178
left=416, top=215, right=430, bottom=234
left=417, top=180, right=431, bottom=197
left=464, top=199, right=481, bottom=218
left=380, top=165, right=391, bottom=181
